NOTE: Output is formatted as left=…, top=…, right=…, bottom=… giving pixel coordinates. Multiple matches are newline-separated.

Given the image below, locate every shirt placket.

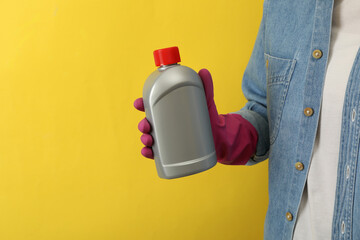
left=332, top=48, right=360, bottom=240
left=285, top=0, right=334, bottom=239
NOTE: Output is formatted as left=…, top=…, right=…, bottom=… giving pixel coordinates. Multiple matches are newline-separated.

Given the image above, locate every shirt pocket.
left=264, top=53, right=296, bottom=145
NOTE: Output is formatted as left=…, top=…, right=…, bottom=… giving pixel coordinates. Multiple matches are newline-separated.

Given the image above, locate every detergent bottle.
left=143, top=46, right=217, bottom=179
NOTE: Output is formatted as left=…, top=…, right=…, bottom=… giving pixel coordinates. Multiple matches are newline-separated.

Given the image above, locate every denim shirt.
left=235, top=0, right=360, bottom=239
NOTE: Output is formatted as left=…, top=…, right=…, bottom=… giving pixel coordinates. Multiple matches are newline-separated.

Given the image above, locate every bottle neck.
left=158, top=63, right=179, bottom=72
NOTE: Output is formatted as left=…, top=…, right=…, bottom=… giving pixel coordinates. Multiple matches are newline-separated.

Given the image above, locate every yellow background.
left=0, top=0, right=268, bottom=239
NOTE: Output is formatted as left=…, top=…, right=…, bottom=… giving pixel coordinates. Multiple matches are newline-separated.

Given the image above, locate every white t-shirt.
left=293, top=0, right=360, bottom=239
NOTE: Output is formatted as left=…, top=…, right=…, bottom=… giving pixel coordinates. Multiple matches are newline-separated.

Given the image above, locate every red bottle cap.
left=153, top=46, right=181, bottom=67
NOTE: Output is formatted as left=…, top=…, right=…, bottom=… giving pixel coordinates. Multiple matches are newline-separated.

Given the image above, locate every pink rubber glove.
left=133, top=99, right=154, bottom=159
left=134, top=69, right=258, bottom=165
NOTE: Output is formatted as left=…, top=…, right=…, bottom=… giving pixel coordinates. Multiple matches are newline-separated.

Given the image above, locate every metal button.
left=286, top=212, right=293, bottom=221
left=304, top=107, right=314, bottom=117
left=312, top=49, right=323, bottom=59
left=295, top=162, right=304, bottom=171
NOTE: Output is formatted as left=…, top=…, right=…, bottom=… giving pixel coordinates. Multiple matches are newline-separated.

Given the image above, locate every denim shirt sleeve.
left=233, top=0, right=270, bottom=165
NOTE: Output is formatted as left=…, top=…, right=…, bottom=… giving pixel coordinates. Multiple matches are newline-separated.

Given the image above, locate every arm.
left=234, top=0, right=270, bottom=165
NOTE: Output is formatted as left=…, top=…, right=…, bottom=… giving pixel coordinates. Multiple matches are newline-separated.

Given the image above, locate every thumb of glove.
left=198, top=69, right=220, bottom=123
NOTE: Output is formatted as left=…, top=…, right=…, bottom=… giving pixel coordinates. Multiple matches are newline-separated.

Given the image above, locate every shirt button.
left=312, top=49, right=323, bottom=59
left=346, top=166, right=350, bottom=179
left=295, top=162, right=304, bottom=171
left=304, top=107, right=314, bottom=117
left=286, top=212, right=293, bottom=221
left=341, top=221, right=345, bottom=234
left=352, top=109, right=356, bottom=122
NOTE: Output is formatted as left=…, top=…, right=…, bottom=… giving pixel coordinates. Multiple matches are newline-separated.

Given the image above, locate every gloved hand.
left=134, top=69, right=258, bottom=165
left=134, top=98, right=155, bottom=159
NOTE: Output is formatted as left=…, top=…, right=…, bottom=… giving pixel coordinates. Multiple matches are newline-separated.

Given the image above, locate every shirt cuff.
left=233, top=109, right=270, bottom=165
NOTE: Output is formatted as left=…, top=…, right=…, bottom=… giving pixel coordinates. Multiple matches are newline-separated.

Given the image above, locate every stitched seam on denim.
left=348, top=49, right=360, bottom=240
left=267, top=82, right=287, bottom=87
left=269, top=59, right=296, bottom=145
left=264, top=52, right=293, bottom=62
left=268, top=75, right=287, bottom=79
left=286, top=0, right=321, bottom=235
left=268, top=76, right=289, bottom=83
left=346, top=97, right=358, bottom=240
left=334, top=73, right=351, bottom=239
left=265, top=53, right=294, bottom=83
left=332, top=47, right=360, bottom=240
left=264, top=52, right=297, bottom=144
left=263, top=0, right=270, bottom=55
left=269, top=82, right=289, bottom=144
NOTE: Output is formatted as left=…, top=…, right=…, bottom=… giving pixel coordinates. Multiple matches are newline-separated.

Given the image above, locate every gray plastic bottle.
left=143, top=46, right=217, bottom=179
